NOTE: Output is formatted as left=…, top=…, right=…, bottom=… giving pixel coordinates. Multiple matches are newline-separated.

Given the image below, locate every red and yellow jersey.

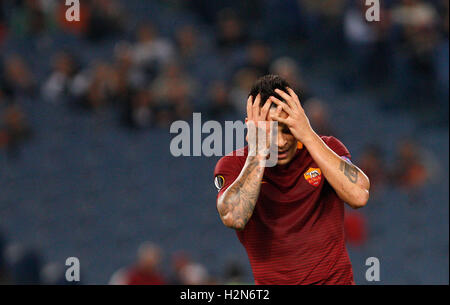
left=214, top=136, right=355, bottom=285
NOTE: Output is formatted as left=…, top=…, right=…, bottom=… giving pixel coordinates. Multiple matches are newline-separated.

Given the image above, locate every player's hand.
left=269, top=88, right=314, bottom=143
left=246, top=94, right=273, bottom=161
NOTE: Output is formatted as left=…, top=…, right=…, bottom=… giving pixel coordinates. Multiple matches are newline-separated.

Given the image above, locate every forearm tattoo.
left=219, top=157, right=264, bottom=229
left=340, top=160, right=359, bottom=184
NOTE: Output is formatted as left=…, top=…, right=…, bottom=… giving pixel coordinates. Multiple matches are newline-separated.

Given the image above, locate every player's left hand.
left=269, top=88, right=315, bottom=143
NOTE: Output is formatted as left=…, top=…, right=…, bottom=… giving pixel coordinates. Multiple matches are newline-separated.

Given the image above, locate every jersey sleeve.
left=213, top=156, right=244, bottom=198
left=322, top=136, right=352, bottom=160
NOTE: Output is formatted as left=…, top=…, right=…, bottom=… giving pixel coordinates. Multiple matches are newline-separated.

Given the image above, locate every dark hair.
left=249, top=74, right=290, bottom=107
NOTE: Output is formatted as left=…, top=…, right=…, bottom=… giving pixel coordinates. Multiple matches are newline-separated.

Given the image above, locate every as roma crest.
left=304, top=168, right=322, bottom=187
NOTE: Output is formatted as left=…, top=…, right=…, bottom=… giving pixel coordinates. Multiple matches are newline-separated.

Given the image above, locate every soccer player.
left=213, top=75, right=370, bottom=285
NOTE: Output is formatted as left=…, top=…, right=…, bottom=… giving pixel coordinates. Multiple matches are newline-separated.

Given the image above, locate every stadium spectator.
left=151, top=61, right=195, bottom=126
left=216, top=9, right=248, bottom=51
left=178, top=261, right=210, bottom=285
left=40, top=262, right=70, bottom=285
left=84, top=0, right=125, bottom=42
left=269, top=57, right=312, bottom=102
left=2, top=55, right=36, bottom=98
left=391, top=0, right=441, bottom=110
left=343, top=1, right=378, bottom=70
left=131, top=22, right=175, bottom=80
left=0, top=103, right=32, bottom=160
left=298, top=0, right=347, bottom=52
left=123, top=88, right=155, bottom=130
left=113, top=41, right=147, bottom=89
left=223, top=260, right=247, bottom=285
left=343, top=0, right=392, bottom=88
left=42, top=51, right=79, bottom=103
left=175, top=24, right=201, bottom=64
left=303, top=97, right=336, bottom=137
left=0, top=3, right=6, bottom=45
left=206, top=80, right=236, bottom=120
left=168, top=251, right=191, bottom=285
left=70, top=61, right=119, bottom=111
left=242, top=41, right=272, bottom=77
left=344, top=210, right=368, bottom=247
left=4, top=243, right=42, bottom=284
left=358, top=144, right=387, bottom=193
left=7, top=0, right=52, bottom=38
left=229, top=68, right=259, bottom=117
left=434, top=0, right=449, bottom=114
left=109, top=242, right=167, bottom=285
left=390, top=139, right=438, bottom=191
left=0, top=230, right=11, bottom=284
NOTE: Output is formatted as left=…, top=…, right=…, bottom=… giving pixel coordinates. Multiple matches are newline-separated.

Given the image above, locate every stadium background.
left=0, top=0, right=448, bottom=284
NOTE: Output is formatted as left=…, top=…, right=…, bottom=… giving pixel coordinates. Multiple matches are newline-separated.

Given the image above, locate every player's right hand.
left=246, top=94, right=274, bottom=161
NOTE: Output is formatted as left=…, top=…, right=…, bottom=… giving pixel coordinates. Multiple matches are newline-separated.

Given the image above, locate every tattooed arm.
left=302, top=133, right=370, bottom=209
left=217, top=155, right=265, bottom=230
left=217, top=94, right=273, bottom=230
left=270, top=88, right=370, bottom=209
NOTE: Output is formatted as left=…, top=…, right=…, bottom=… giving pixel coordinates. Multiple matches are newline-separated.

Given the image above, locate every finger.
left=246, top=95, right=253, bottom=121
left=269, top=96, right=293, bottom=115
left=269, top=105, right=283, bottom=121
left=274, top=88, right=296, bottom=109
left=260, top=99, right=272, bottom=120
left=272, top=105, right=283, bottom=129
left=286, top=87, right=302, bottom=108
left=276, top=104, right=283, bottom=116
left=271, top=113, right=289, bottom=125
left=252, top=93, right=261, bottom=119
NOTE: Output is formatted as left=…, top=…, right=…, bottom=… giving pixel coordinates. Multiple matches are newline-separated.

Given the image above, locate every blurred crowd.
left=108, top=242, right=249, bottom=285
left=0, top=0, right=447, bottom=283
left=0, top=0, right=444, bottom=191
left=0, top=232, right=248, bottom=285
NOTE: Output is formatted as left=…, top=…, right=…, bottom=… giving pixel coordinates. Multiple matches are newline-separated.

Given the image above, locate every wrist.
left=246, top=154, right=267, bottom=168
left=298, top=127, right=317, bottom=146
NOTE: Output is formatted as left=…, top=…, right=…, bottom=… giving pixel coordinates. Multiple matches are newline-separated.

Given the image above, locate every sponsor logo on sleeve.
left=341, top=156, right=352, bottom=164
left=214, top=175, right=225, bottom=191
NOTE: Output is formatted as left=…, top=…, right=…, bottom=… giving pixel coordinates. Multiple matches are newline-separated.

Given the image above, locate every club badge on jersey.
left=304, top=168, right=322, bottom=187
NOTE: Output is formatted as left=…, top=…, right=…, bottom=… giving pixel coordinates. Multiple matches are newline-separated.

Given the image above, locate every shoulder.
left=320, top=135, right=344, bottom=146
left=320, top=136, right=352, bottom=158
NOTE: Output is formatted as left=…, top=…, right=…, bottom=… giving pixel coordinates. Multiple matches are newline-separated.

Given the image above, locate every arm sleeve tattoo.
left=217, top=157, right=264, bottom=230
left=340, top=159, right=359, bottom=184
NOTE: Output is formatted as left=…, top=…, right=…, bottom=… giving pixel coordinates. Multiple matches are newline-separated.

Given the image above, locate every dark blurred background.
left=0, top=0, right=448, bottom=285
